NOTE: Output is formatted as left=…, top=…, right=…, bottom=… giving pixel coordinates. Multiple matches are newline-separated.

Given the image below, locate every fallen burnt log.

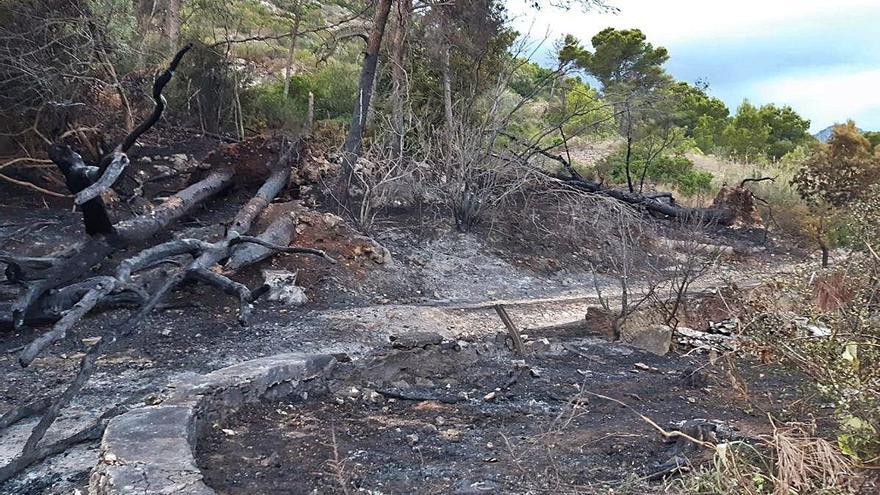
left=226, top=208, right=298, bottom=271
left=560, top=177, right=737, bottom=226
left=505, top=132, right=743, bottom=226
left=0, top=139, right=334, bottom=483
left=0, top=52, right=334, bottom=484
left=2, top=166, right=236, bottom=329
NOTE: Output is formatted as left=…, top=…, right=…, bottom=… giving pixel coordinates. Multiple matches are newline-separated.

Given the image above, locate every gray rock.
left=262, top=270, right=308, bottom=306
left=168, top=153, right=190, bottom=170
left=91, top=354, right=335, bottom=495
left=453, top=480, right=500, bottom=494
left=620, top=323, right=672, bottom=356
left=389, top=331, right=443, bottom=349
left=676, top=327, right=734, bottom=352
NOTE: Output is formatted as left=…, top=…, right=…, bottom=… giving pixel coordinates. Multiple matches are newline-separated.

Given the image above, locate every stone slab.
left=90, top=354, right=335, bottom=494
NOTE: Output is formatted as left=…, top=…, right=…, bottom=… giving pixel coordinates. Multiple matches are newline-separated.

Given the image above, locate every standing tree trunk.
left=364, top=59, right=381, bottom=129
left=389, top=0, right=412, bottom=157
left=282, top=3, right=302, bottom=99
left=623, top=102, right=635, bottom=193
left=134, top=0, right=156, bottom=66
left=165, top=0, right=180, bottom=52
left=340, top=0, right=393, bottom=198
left=306, top=91, right=314, bottom=133
left=442, top=43, right=454, bottom=131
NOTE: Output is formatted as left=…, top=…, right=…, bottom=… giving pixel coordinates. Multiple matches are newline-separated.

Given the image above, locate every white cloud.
left=509, top=0, right=880, bottom=45
left=747, top=67, right=880, bottom=131
left=507, top=0, right=880, bottom=130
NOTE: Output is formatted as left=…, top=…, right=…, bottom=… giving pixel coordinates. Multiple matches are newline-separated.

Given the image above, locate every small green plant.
left=241, top=60, right=359, bottom=132
left=600, top=151, right=714, bottom=196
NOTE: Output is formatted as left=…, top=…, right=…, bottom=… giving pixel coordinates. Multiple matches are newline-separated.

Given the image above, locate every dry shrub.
left=676, top=421, right=856, bottom=495
left=766, top=423, right=852, bottom=494
left=739, top=258, right=880, bottom=466
left=420, top=118, right=542, bottom=232
left=486, top=187, right=624, bottom=261
left=813, top=271, right=852, bottom=312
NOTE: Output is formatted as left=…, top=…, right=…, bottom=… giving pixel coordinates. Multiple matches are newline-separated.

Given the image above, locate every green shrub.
left=676, top=169, right=714, bottom=196
left=168, top=42, right=240, bottom=133
left=291, top=61, right=359, bottom=122
left=241, top=60, right=359, bottom=132
left=601, top=152, right=714, bottom=196
left=242, top=83, right=302, bottom=131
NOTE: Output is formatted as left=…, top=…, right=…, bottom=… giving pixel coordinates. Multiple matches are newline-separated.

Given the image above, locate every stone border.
left=89, top=353, right=335, bottom=495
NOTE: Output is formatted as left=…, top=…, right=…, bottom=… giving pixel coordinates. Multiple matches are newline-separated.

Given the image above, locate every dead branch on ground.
left=0, top=50, right=334, bottom=484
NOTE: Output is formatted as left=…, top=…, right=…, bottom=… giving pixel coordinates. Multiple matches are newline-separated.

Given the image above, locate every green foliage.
left=293, top=60, right=359, bottom=121
left=721, top=100, right=771, bottom=161
left=779, top=144, right=812, bottom=169
left=242, top=84, right=302, bottom=131
left=759, top=103, right=813, bottom=160
left=601, top=150, right=713, bottom=196
left=675, top=167, right=714, bottom=196
left=561, top=28, right=670, bottom=91
left=669, top=82, right=729, bottom=133
left=864, top=130, right=880, bottom=149
left=183, top=0, right=288, bottom=43
left=508, top=59, right=556, bottom=98
left=692, top=114, right=726, bottom=153
left=667, top=82, right=730, bottom=154
left=242, top=60, right=359, bottom=131
left=544, top=77, right=615, bottom=138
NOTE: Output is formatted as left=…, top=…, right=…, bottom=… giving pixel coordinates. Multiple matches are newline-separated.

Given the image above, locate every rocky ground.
left=0, top=135, right=812, bottom=494
left=198, top=331, right=815, bottom=494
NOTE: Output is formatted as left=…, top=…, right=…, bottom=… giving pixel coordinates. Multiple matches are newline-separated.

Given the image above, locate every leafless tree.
left=328, top=117, right=421, bottom=232
left=653, top=214, right=723, bottom=329
left=590, top=204, right=661, bottom=340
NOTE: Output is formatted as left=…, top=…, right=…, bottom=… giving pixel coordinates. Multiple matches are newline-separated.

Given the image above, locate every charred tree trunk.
left=622, top=103, right=635, bottom=193
left=563, top=177, right=736, bottom=225
left=340, top=0, right=393, bottom=181
left=388, top=0, right=412, bottom=157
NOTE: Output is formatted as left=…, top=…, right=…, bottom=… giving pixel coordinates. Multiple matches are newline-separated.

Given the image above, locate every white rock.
left=262, top=269, right=309, bottom=306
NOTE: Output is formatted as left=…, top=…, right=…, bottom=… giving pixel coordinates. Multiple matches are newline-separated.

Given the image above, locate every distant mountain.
left=814, top=124, right=864, bottom=142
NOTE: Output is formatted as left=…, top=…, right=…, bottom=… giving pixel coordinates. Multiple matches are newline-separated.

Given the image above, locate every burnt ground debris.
left=1, top=131, right=815, bottom=494
left=198, top=331, right=815, bottom=494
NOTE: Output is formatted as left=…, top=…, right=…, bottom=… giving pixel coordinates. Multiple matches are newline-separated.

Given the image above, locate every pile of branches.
left=0, top=46, right=333, bottom=482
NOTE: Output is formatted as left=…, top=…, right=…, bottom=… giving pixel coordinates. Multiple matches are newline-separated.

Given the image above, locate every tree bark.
left=442, top=43, right=454, bottom=131
left=623, top=103, right=635, bottom=193
left=282, top=4, right=302, bottom=99
left=306, top=91, right=314, bottom=133
left=165, top=0, right=180, bottom=51
left=341, top=0, right=393, bottom=180
left=389, top=0, right=412, bottom=157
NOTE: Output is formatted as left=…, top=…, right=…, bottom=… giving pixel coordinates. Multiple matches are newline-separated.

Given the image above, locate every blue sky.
left=508, top=0, right=880, bottom=132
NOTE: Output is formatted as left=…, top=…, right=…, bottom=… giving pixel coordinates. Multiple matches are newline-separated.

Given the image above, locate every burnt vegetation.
left=0, top=0, right=878, bottom=493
